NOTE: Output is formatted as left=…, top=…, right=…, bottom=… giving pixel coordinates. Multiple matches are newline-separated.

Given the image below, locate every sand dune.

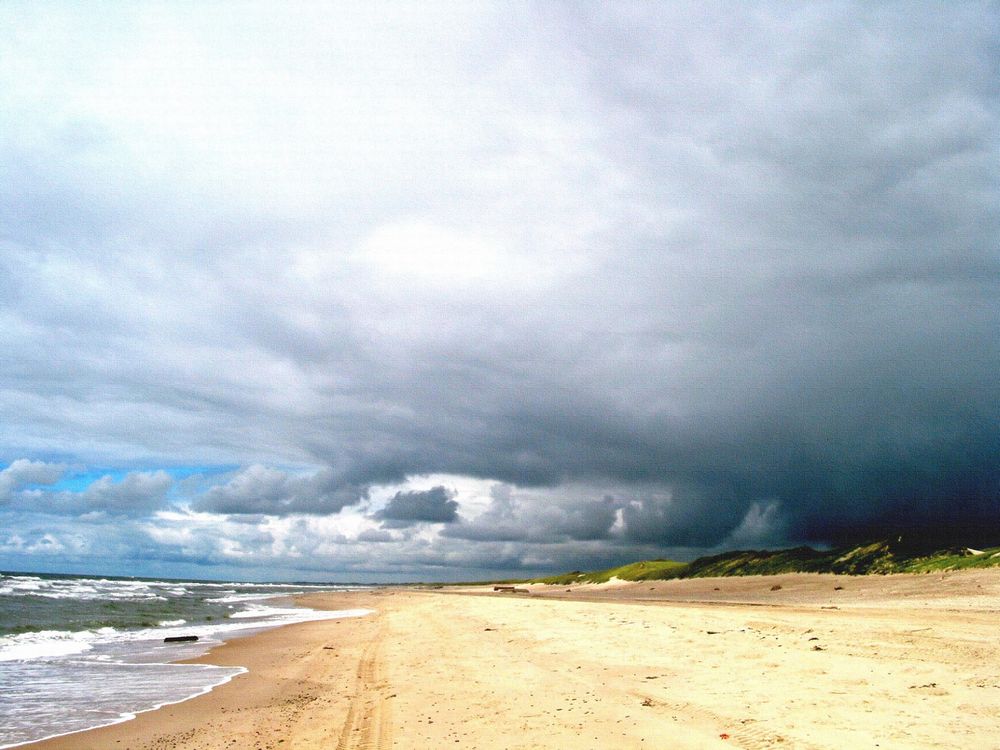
left=23, top=571, right=1000, bottom=749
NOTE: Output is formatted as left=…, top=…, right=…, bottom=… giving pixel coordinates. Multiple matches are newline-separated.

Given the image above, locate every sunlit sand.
left=24, top=569, right=1000, bottom=749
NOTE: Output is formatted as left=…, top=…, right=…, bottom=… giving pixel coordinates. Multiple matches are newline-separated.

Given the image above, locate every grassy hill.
left=530, top=538, right=1000, bottom=584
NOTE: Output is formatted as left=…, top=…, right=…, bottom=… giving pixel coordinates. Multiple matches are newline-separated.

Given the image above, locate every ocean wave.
left=0, top=576, right=168, bottom=601
left=0, top=606, right=371, bottom=664
left=0, top=628, right=110, bottom=662
left=0, top=575, right=372, bottom=748
left=0, top=575, right=361, bottom=605
left=205, top=592, right=289, bottom=604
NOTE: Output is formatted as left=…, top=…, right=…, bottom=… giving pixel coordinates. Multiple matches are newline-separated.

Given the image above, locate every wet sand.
left=21, top=571, right=1000, bottom=749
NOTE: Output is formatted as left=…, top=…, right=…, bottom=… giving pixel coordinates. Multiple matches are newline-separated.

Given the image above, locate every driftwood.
left=163, top=635, right=199, bottom=643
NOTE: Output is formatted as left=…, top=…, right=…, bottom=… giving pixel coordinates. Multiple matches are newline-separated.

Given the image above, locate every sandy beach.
left=20, top=571, right=1000, bottom=749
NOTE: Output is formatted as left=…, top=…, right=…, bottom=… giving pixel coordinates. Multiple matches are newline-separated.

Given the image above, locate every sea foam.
left=0, top=573, right=370, bottom=748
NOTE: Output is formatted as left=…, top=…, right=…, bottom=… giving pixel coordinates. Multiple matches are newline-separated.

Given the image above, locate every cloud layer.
left=376, top=487, right=459, bottom=527
left=1, top=1, right=997, bottom=579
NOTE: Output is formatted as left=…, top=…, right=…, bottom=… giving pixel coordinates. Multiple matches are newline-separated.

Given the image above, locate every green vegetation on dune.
left=682, top=546, right=834, bottom=577
left=529, top=539, right=1000, bottom=584
left=535, top=559, right=688, bottom=585
left=900, top=546, right=1000, bottom=573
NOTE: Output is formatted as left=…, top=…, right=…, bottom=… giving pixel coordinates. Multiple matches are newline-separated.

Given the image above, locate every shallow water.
left=0, top=571, right=370, bottom=748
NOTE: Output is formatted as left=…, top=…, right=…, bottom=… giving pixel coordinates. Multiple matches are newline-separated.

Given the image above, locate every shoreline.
left=17, top=570, right=1000, bottom=749
left=15, top=589, right=386, bottom=750
left=0, top=664, right=249, bottom=750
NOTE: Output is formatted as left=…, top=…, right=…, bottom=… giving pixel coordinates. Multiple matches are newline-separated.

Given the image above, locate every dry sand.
left=21, top=571, right=1000, bottom=749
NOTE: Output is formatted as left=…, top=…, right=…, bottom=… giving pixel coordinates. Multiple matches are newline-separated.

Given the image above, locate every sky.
left=1, top=1, right=998, bottom=582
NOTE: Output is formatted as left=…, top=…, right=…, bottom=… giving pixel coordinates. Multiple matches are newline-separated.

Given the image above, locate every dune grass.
left=527, top=539, right=1000, bottom=585
left=535, top=559, right=688, bottom=585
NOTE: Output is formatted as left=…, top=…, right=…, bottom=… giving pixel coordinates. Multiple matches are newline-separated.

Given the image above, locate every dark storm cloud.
left=1, top=2, right=998, bottom=577
left=191, top=466, right=367, bottom=516
left=375, top=486, right=459, bottom=528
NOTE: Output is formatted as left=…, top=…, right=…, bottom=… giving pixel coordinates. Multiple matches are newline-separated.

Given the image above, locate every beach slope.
left=22, top=572, right=1000, bottom=749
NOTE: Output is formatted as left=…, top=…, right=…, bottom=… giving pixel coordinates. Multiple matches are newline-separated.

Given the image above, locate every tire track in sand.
left=336, top=626, right=392, bottom=750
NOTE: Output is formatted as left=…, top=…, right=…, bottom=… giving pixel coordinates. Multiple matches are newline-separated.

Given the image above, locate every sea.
left=0, top=570, right=371, bottom=748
